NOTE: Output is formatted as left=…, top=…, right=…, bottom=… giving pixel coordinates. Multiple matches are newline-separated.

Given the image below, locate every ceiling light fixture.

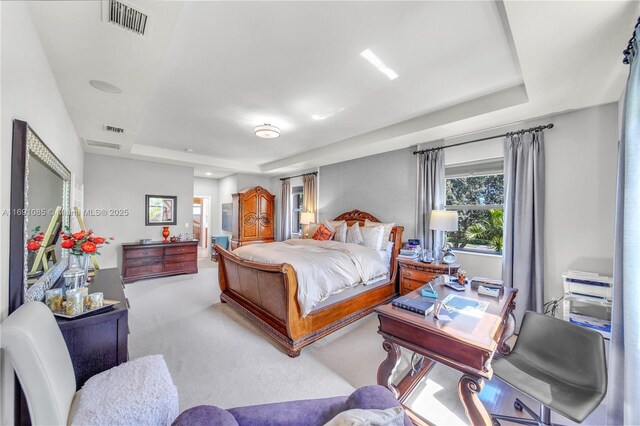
left=360, top=49, right=398, bottom=80
left=205, top=172, right=212, bottom=176
left=254, top=124, right=280, bottom=139
left=89, top=80, right=122, bottom=94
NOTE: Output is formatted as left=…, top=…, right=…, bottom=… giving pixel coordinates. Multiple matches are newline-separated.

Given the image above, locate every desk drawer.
left=126, top=256, right=163, bottom=268
left=164, top=261, right=197, bottom=272
left=165, top=245, right=197, bottom=255
left=125, top=247, right=164, bottom=259
left=125, top=264, right=163, bottom=277
left=165, top=253, right=195, bottom=263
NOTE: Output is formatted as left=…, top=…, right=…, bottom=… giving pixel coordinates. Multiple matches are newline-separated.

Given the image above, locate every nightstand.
left=397, top=258, right=460, bottom=295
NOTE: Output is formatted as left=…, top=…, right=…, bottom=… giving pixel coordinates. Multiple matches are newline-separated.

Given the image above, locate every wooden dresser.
left=398, top=258, right=460, bottom=295
left=231, top=186, right=275, bottom=249
left=122, top=240, right=198, bottom=283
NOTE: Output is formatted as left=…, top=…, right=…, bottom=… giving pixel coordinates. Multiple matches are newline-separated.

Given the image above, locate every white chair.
left=1, top=301, right=179, bottom=426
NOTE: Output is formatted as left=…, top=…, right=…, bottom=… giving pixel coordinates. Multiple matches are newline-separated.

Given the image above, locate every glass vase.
left=67, top=253, right=90, bottom=287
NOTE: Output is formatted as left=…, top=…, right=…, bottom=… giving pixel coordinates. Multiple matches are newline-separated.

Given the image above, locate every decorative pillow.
left=361, top=225, right=385, bottom=251
left=346, top=223, right=363, bottom=245
left=324, top=219, right=346, bottom=231
left=306, top=223, right=322, bottom=238
left=333, top=222, right=348, bottom=243
left=324, top=407, right=405, bottom=426
left=365, top=219, right=395, bottom=243
left=70, top=355, right=179, bottom=426
left=312, top=224, right=333, bottom=241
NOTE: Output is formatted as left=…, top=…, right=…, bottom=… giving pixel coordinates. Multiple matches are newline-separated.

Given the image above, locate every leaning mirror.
left=9, top=120, right=71, bottom=314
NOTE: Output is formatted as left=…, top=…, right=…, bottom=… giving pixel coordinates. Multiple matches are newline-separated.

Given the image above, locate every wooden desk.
left=375, top=283, right=517, bottom=426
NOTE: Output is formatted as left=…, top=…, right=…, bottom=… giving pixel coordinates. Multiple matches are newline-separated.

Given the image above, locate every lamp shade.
left=300, top=212, right=315, bottom=225
left=429, top=210, right=459, bottom=232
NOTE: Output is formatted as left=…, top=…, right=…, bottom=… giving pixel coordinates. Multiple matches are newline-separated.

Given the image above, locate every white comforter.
left=233, top=239, right=389, bottom=316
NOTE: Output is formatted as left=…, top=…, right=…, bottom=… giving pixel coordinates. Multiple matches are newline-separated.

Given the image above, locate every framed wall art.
left=145, top=195, right=177, bottom=226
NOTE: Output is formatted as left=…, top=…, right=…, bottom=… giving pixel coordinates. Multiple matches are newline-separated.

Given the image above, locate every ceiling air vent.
left=102, top=0, right=149, bottom=37
left=85, top=139, right=121, bottom=150
left=103, top=124, right=126, bottom=134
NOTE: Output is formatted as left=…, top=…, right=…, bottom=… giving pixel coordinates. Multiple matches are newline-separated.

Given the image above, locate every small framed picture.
left=145, top=195, right=177, bottom=226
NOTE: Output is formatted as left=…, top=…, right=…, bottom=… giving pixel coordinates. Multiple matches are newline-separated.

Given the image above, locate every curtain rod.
left=623, top=16, right=639, bottom=64
left=280, top=171, right=318, bottom=181
left=412, top=123, right=554, bottom=156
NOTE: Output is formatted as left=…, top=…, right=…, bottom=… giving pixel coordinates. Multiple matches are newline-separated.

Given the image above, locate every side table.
left=398, top=258, right=460, bottom=295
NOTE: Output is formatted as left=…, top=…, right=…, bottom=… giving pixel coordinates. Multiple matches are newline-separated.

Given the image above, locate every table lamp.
left=429, top=210, right=459, bottom=271
left=300, top=212, right=315, bottom=238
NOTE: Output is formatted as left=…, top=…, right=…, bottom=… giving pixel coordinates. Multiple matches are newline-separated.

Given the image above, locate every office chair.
left=491, top=311, right=607, bottom=426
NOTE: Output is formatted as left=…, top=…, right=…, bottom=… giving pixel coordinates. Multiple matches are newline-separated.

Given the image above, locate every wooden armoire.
left=231, top=186, right=275, bottom=249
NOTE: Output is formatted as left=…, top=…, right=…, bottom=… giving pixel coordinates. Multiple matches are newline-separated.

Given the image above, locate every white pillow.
left=365, top=219, right=395, bottom=243
left=333, top=222, right=348, bottom=243
left=361, top=225, right=385, bottom=251
left=324, top=406, right=405, bottom=426
left=70, top=355, right=179, bottom=426
left=324, top=219, right=346, bottom=231
left=346, top=223, right=363, bottom=244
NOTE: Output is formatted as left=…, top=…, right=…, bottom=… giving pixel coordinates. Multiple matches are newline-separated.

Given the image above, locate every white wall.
left=319, top=147, right=417, bottom=238
left=0, top=2, right=85, bottom=423
left=83, top=154, right=194, bottom=269
left=194, top=177, right=220, bottom=253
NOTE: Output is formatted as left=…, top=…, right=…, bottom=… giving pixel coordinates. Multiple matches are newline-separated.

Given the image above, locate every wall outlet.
left=185, top=223, right=189, bottom=228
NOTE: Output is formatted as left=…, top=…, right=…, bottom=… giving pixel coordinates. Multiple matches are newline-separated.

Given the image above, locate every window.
left=445, top=160, right=504, bottom=254
left=291, top=185, right=303, bottom=234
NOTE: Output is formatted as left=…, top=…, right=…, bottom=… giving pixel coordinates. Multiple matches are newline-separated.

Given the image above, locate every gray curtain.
left=279, top=179, right=291, bottom=241
left=502, top=131, right=545, bottom=326
left=416, top=149, right=445, bottom=255
left=607, top=31, right=639, bottom=426
left=302, top=174, right=317, bottom=216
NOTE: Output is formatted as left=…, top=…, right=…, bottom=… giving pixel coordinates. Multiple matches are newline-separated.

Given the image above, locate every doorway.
left=193, top=196, right=211, bottom=258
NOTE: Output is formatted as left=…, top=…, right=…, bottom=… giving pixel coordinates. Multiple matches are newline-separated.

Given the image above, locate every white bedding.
left=233, top=239, right=389, bottom=316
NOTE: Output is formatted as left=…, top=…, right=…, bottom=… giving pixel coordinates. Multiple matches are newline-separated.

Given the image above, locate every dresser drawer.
left=125, top=247, right=164, bottom=259
left=164, top=261, right=197, bottom=272
left=400, top=268, right=438, bottom=283
left=165, top=245, right=197, bottom=255
left=165, top=253, right=195, bottom=263
left=125, top=256, right=163, bottom=268
left=125, top=264, right=164, bottom=277
left=400, top=277, right=429, bottom=293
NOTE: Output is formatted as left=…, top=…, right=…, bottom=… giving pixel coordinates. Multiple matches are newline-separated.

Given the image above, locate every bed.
left=215, top=210, right=404, bottom=357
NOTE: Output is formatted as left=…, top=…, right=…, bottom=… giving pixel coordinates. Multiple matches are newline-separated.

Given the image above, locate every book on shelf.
left=392, top=296, right=435, bottom=315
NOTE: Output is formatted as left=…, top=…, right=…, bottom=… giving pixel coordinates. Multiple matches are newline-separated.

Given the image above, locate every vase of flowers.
left=59, top=227, right=112, bottom=287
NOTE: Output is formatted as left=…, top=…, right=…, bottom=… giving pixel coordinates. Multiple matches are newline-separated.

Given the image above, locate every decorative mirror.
left=9, top=120, right=71, bottom=314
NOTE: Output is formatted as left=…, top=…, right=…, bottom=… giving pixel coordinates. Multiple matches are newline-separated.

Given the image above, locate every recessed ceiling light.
left=360, top=49, right=398, bottom=80
left=255, top=124, right=280, bottom=139
left=89, top=80, right=122, bottom=94
left=185, top=148, right=194, bottom=153
left=205, top=172, right=212, bottom=176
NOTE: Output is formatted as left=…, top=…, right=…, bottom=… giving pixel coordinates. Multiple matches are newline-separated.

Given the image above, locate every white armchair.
left=1, top=301, right=178, bottom=426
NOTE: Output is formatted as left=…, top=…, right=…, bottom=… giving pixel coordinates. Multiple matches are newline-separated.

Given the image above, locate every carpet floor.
left=124, top=260, right=606, bottom=425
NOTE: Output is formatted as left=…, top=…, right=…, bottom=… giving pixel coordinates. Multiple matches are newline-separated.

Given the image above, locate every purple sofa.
left=173, top=385, right=412, bottom=426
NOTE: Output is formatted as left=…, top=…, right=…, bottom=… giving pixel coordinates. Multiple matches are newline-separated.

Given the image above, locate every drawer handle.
left=403, top=271, right=411, bottom=276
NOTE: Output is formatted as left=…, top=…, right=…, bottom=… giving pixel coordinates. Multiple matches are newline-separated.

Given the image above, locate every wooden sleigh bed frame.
left=215, top=210, right=404, bottom=357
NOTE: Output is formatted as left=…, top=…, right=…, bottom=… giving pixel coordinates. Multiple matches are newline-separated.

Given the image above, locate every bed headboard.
left=332, top=209, right=403, bottom=245
left=333, top=209, right=381, bottom=226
